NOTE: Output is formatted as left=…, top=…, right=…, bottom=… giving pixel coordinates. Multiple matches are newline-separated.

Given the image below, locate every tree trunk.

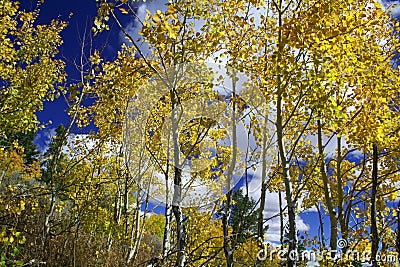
left=172, top=172, right=186, bottom=267
left=257, top=114, right=269, bottom=251
left=171, top=89, right=186, bottom=267
left=162, top=203, right=172, bottom=265
left=276, top=120, right=297, bottom=267
left=317, top=120, right=338, bottom=255
left=371, top=143, right=379, bottom=267
left=316, top=203, right=326, bottom=249
left=222, top=74, right=238, bottom=267
left=279, top=191, right=284, bottom=246
left=222, top=190, right=234, bottom=267
left=276, top=2, right=297, bottom=265
left=127, top=192, right=148, bottom=264
left=336, top=136, right=348, bottom=250
left=396, top=201, right=400, bottom=257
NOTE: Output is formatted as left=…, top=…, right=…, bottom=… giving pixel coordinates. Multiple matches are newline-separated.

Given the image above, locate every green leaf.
left=11, top=247, right=19, bottom=257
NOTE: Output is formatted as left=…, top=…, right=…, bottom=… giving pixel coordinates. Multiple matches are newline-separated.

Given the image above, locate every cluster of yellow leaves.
left=0, top=144, right=41, bottom=265
left=83, top=0, right=400, bottom=265
left=183, top=208, right=225, bottom=266
left=0, top=0, right=66, bottom=135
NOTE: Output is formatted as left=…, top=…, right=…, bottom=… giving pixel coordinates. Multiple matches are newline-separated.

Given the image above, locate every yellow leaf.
left=119, top=8, right=128, bottom=14
left=153, top=12, right=161, bottom=22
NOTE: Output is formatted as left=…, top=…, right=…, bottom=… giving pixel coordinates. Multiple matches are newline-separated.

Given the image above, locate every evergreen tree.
left=230, top=189, right=259, bottom=246
left=0, top=131, right=39, bottom=164
left=41, top=124, right=67, bottom=183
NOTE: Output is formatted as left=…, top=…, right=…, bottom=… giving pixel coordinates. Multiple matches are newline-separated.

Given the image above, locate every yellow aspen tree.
left=0, top=0, right=66, bottom=135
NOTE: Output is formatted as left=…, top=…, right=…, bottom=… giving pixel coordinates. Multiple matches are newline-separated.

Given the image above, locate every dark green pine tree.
left=41, top=124, right=67, bottom=184
left=0, top=130, right=39, bottom=164
left=230, top=189, right=260, bottom=247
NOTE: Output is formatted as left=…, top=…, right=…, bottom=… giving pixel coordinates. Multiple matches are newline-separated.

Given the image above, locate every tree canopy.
left=1, top=0, right=400, bottom=266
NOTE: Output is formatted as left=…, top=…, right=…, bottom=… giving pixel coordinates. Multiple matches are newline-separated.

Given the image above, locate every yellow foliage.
left=0, top=0, right=66, bottom=135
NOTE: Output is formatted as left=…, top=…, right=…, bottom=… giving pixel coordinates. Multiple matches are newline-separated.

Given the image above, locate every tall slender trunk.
left=316, top=203, right=326, bottom=249
left=222, top=73, right=238, bottom=267
left=122, top=172, right=130, bottom=261
left=126, top=207, right=141, bottom=264
left=275, top=2, right=297, bottom=266
left=124, top=174, right=129, bottom=237
left=222, top=190, right=234, bottom=267
left=371, top=143, right=379, bottom=267
left=279, top=191, right=284, bottom=245
left=127, top=191, right=149, bottom=264
left=317, top=120, right=338, bottom=255
left=109, top=178, right=122, bottom=252
left=257, top=114, right=269, bottom=244
left=72, top=220, right=81, bottom=267
left=162, top=126, right=172, bottom=266
left=162, top=203, right=172, bottom=264
left=276, top=106, right=297, bottom=267
left=336, top=136, right=348, bottom=249
left=172, top=168, right=185, bottom=267
left=396, top=201, right=400, bottom=256
left=43, top=188, right=56, bottom=245
left=162, top=172, right=171, bottom=265
left=275, top=4, right=297, bottom=266
left=171, top=87, right=186, bottom=267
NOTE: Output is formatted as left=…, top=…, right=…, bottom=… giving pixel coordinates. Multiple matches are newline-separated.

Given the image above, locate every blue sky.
left=30, top=0, right=126, bottom=149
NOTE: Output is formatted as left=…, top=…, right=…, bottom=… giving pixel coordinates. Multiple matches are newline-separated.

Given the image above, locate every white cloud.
left=34, top=127, right=57, bottom=153
left=62, top=133, right=99, bottom=157
left=244, top=168, right=310, bottom=244
left=121, top=0, right=169, bottom=56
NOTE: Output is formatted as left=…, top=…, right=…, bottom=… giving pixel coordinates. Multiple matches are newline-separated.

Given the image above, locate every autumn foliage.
left=1, top=0, right=400, bottom=267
